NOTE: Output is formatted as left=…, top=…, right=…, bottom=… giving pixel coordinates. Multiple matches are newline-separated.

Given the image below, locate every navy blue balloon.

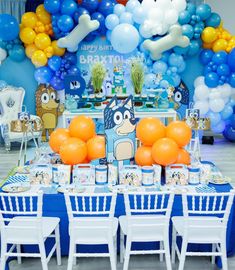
left=64, top=52, right=77, bottom=65
left=91, top=12, right=105, bottom=32
left=74, top=8, right=89, bottom=22
left=50, top=76, right=65, bottom=91
left=212, top=51, right=227, bottom=65
left=84, top=32, right=96, bottom=42
left=0, top=14, right=19, bottom=41
left=61, top=0, right=77, bottom=15
left=48, top=56, right=62, bottom=71
left=217, top=64, right=230, bottom=77
left=82, top=0, right=99, bottom=13
left=57, top=15, right=74, bottom=32
left=228, top=48, right=235, bottom=72
left=206, top=12, right=221, bottom=27
left=229, top=73, right=235, bottom=87
left=44, top=0, right=61, bottom=14
left=35, top=67, right=53, bottom=84
left=9, top=45, right=25, bottom=62
left=223, top=125, right=235, bottom=142
left=199, top=49, right=214, bottom=65
left=205, top=72, right=219, bottom=87
left=98, top=0, right=114, bottom=17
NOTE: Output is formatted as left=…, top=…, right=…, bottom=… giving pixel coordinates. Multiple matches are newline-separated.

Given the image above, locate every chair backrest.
left=182, top=191, right=235, bottom=230
left=64, top=192, right=117, bottom=221
left=0, top=86, right=25, bottom=124
left=0, top=192, right=43, bottom=232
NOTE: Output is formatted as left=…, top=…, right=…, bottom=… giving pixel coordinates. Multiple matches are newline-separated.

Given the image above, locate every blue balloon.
left=172, top=74, right=181, bottom=87
left=0, top=14, right=19, bottom=41
left=34, top=67, right=53, bottom=84
left=57, top=15, right=74, bottom=32
left=168, top=53, right=184, bottom=68
left=133, top=6, right=146, bottom=25
left=48, top=56, right=62, bottom=71
left=160, top=80, right=170, bottom=89
left=153, top=61, right=168, bottom=74
left=98, top=0, right=114, bottom=16
left=196, top=4, right=211, bottom=20
left=206, top=12, right=221, bottom=27
left=84, top=32, right=96, bottom=42
left=199, top=49, right=214, bottom=65
left=229, top=73, right=235, bottom=87
left=120, top=12, right=134, bottom=25
left=187, top=3, right=196, bottom=15
left=61, top=0, right=77, bottom=15
left=228, top=48, right=235, bottom=72
left=205, top=72, right=219, bottom=87
left=8, top=45, right=25, bottom=62
left=182, top=24, right=194, bottom=39
left=212, top=120, right=225, bottom=134
left=207, top=111, right=221, bottom=126
left=187, top=40, right=201, bottom=56
left=126, top=0, right=140, bottom=12
left=145, top=73, right=156, bottom=88
left=91, top=12, right=105, bottom=32
left=105, top=14, right=119, bottom=30
left=212, top=51, right=227, bottom=65
left=44, top=0, right=61, bottom=14
left=50, top=76, right=64, bottom=91
left=178, top=10, right=191, bottom=25
left=0, top=80, right=7, bottom=89
left=63, top=52, right=77, bottom=65
left=223, top=125, right=235, bottom=142
left=74, top=8, right=89, bottom=22
left=106, top=30, right=112, bottom=41
left=82, top=0, right=99, bottom=13
left=221, top=105, right=233, bottom=120
left=68, top=66, right=80, bottom=75
left=114, top=4, right=125, bottom=16
left=173, top=46, right=189, bottom=55
left=217, top=64, right=230, bottom=76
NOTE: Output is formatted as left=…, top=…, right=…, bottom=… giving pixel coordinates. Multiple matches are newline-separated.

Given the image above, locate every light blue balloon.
left=207, top=111, right=221, bottom=126
left=119, top=12, right=134, bottom=25
left=182, top=24, right=194, bottom=39
left=105, top=14, right=119, bottom=30
left=126, top=0, right=140, bottom=12
left=133, top=6, right=146, bottom=24
left=145, top=73, right=156, bottom=88
left=0, top=80, right=7, bottom=89
left=177, top=61, right=186, bottom=73
left=168, top=53, right=184, bottom=68
left=212, top=120, right=226, bottom=134
left=160, top=80, right=170, bottom=89
left=153, top=61, right=168, bottom=74
left=114, top=4, right=125, bottom=16
left=106, top=30, right=112, bottom=41
left=228, top=99, right=235, bottom=107
left=221, top=105, right=233, bottom=120
left=172, top=74, right=181, bottom=87
left=178, top=10, right=191, bottom=25
left=9, top=45, right=25, bottom=62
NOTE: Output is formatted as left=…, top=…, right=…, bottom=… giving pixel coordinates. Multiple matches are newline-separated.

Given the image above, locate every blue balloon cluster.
left=0, top=80, right=7, bottom=89
left=0, top=14, right=19, bottom=41
left=44, top=0, right=116, bottom=40
left=34, top=52, right=80, bottom=90
left=0, top=38, right=25, bottom=62
left=144, top=52, right=186, bottom=88
left=200, top=49, right=235, bottom=88
left=176, top=3, right=221, bottom=57
left=223, top=106, right=235, bottom=142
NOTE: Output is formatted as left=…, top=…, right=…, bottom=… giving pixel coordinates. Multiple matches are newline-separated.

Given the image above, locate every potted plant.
left=91, top=62, right=106, bottom=96
left=131, top=59, right=144, bottom=96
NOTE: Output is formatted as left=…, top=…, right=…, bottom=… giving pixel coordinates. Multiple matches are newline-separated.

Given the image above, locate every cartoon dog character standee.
left=104, top=95, right=136, bottom=167
left=36, top=84, right=64, bottom=141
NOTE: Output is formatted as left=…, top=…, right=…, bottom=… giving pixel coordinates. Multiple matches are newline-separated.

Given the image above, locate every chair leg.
left=164, top=237, right=172, bottom=270
left=39, top=240, right=48, bottom=270
left=120, top=230, right=124, bottom=263
left=108, top=238, right=117, bottom=270
left=0, top=241, right=7, bottom=270
left=67, top=240, right=75, bottom=270
left=73, top=244, right=77, bottom=266
left=16, top=244, right=22, bottom=264
left=178, top=238, right=187, bottom=270
left=160, top=241, right=164, bottom=262
left=221, top=241, right=228, bottom=270
left=212, top=243, right=216, bottom=264
left=172, top=227, right=177, bottom=264
left=123, top=236, right=131, bottom=270
left=55, top=225, right=61, bottom=266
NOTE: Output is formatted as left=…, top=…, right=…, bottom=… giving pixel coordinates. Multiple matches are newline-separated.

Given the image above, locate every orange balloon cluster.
left=20, top=5, right=64, bottom=67
left=49, top=116, right=106, bottom=165
left=135, top=119, right=192, bottom=167
left=202, top=23, right=235, bottom=53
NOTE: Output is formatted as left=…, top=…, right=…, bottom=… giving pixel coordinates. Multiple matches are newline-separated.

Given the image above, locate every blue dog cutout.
left=104, top=95, right=136, bottom=164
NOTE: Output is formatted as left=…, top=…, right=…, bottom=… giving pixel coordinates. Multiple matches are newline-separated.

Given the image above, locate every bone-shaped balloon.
left=143, top=25, right=190, bottom=60
left=57, top=14, right=100, bottom=52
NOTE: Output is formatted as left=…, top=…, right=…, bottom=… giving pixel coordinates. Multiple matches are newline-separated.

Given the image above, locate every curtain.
left=0, top=0, right=26, bottom=22
left=25, top=0, right=44, bottom=13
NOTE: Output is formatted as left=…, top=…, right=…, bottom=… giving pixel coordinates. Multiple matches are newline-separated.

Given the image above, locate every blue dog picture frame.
left=64, top=74, right=86, bottom=97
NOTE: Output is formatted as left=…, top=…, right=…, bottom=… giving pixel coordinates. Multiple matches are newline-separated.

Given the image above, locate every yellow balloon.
left=25, top=44, right=37, bottom=58
left=203, top=42, right=213, bottom=49
left=21, top=12, right=38, bottom=28
left=51, top=40, right=65, bottom=56
left=20, top=27, right=36, bottom=44
left=36, top=4, right=46, bottom=14
left=34, top=33, right=51, bottom=50
left=213, top=39, right=228, bottom=52
left=44, top=46, right=54, bottom=58
left=36, top=5, right=51, bottom=25
left=31, top=50, right=48, bottom=67
left=202, top=27, right=217, bottom=43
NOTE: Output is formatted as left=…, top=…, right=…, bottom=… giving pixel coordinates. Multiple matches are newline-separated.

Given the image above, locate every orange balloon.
left=49, top=128, right=70, bottom=153
left=87, top=135, right=106, bottom=161
left=136, top=118, right=165, bottom=146
left=135, top=146, right=154, bottom=166
left=152, top=138, right=179, bottom=166
left=69, top=115, right=96, bottom=142
left=176, top=148, right=191, bottom=165
left=166, top=121, right=192, bottom=147
left=116, top=0, right=128, bottom=5
left=60, top=137, right=87, bottom=165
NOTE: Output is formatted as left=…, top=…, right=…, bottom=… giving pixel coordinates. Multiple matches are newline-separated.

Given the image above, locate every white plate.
left=2, top=183, right=31, bottom=193
left=109, top=185, right=141, bottom=194
left=57, top=185, right=86, bottom=193
left=209, top=176, right=231, bottom=185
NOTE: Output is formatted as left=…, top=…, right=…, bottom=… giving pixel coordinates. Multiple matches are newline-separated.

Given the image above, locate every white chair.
left=0, top=192, right=61, bottom=270
left=0, top=85, right=41, bottom=151
left=64, top=192, right=118, bottom=270
left=119, top=191, right=174, bottom=270
left=172, top=191, right=235, bottom=270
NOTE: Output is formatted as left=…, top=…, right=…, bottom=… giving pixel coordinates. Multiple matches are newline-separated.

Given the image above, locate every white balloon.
left=148, top=8, right=164, bottom=22
left=194, top=100, right=210, bottom=115
left=157, top=0, right=172, bottom=10
left=0, top=48, right=7, bottom=63
left=140, top=23, right=152, bottom=38
left=142, top=0, right=156, bottom=11
left=194, top=76, right=205, bottom=88
left=195, top=85, right=209, bottom=100
left=209, top=99, right=225, bottom=113
left=172, top=0, right=187, bottom=12
left=165, top=9, right=178, bottom=25
left=209, top=88, right=221, bottom=100
left=220, top=83, right=232, bottom=98
left=223, top=97, right=229, bottom=104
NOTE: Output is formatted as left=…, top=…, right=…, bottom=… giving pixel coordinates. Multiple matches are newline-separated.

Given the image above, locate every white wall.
left=206, top=0, right=235, bottom=33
